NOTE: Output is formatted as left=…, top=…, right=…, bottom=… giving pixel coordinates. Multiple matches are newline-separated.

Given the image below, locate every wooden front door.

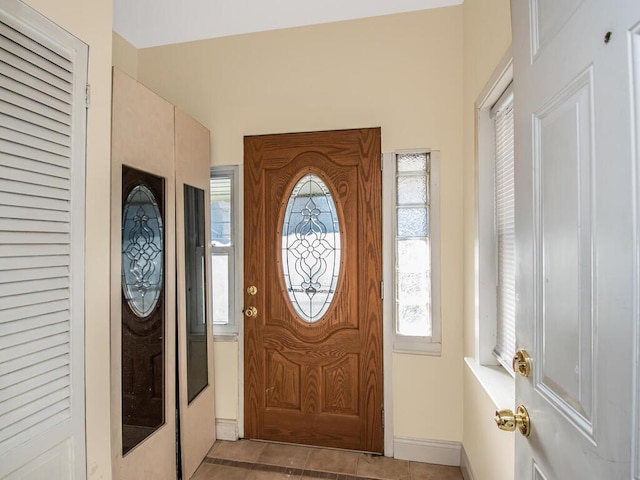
left=244, top=128, right=383, bottom=452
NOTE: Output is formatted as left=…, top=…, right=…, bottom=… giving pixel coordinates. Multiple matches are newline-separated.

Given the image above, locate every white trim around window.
left=210, top=165, right=242, bottom=337
left=475, top=47, right=516, bottom=372
left=383, top=150, right=441, bottom=355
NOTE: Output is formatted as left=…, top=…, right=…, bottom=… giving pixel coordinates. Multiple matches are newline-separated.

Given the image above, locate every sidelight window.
left=384, top=151, right=441, bottom=354
left=210, top=166, right=239, bottom=336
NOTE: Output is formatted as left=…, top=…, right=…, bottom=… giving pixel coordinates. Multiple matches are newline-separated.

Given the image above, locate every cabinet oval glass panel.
left=122, top=184, right=164, bottom=318
left=281, top=173, right=341, bottom=323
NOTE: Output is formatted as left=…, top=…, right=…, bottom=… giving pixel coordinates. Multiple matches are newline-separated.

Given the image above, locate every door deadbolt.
left=244, top=306, right=258, bottom=318
left=246, top=285, right=258, bottom=296
left=512, top=349, right=532, bottom=378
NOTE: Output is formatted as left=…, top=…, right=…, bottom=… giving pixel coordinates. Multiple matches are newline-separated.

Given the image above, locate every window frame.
left=210, top=165, right=241, bottom=337
left=383, top=150, right=441, bottom=355
left=475, top=50, right=516, bottom=373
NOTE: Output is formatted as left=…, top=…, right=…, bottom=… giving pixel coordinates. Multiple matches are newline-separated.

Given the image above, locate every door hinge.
left=382, top=407, right=385, bottom=428
left=380, top=153, right=384, bottom=171
left=380, top=281, right=384, bottom=300
left=85, top=84, right=91, bottom=108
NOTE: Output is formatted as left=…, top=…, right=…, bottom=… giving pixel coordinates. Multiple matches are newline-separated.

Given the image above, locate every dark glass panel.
left=184, top=185, right=208, bottom=403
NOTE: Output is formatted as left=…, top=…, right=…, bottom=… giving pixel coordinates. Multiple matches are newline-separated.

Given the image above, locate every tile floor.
left=192, top=440, right=463, bottom=480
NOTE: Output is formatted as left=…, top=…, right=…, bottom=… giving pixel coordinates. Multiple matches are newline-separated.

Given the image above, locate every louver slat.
left=0, top=310, right=69, bottom=336
left=0, top=138, right=71, bottom=168
left=0, top=31, right=72, bottom=83
left=0, top=191, right=69, bottom=211
left=0, top=164, right=69, bottom=189
left=2, top=74, right=72, bottom=116
left=0, top=365, right=69, bottom=403
left=0, top=87, right=71, bottom=126
left=1, top=112, right=71, bottom=148
left=1, top=61, right=72, bottom=105
left=1, top=345, right=68, bottom=376
left=0, top=124, right=71, bottom=157
left=0, top=100, right=70, bottom=135
left=0, top=205, right=69, bottom=222
left=0, top=255, right=69, bottom=270
left=0, top=178, right=70, bottom=200
left=0, top=397, right=71, bottom=442
left=0, top=22, right=72, bottom=73
left=0, top=264, right=69, bottom=284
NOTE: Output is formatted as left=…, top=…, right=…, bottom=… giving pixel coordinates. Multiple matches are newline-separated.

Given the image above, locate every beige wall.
left=461, top=0, right=513, bottom=479
left=21, top=0, right=114, bottom=478
left=113, top=32, right=138, bottom=80
left=137, top=7, right=465, bottom=443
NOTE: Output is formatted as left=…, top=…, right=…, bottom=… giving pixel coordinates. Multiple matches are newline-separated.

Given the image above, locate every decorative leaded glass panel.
left=281, top=173, right=341, bottom=323
left=122, top=184, right=164, bottom=318
left=121, top=166, right=165, bottom=455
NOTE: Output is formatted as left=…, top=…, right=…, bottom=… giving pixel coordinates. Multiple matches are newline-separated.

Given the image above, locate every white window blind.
left=0, top=2, right=87, bottom=477
left=492, top=86, right=516, bottom=369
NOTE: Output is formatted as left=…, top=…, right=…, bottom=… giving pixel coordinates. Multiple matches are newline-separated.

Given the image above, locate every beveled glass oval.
left=281, top=173, right=341, bottom=323
left=122, top=185, right=164, bottom=318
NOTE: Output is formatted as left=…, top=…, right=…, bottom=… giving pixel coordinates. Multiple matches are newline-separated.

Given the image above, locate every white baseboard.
left=215, top=418, right=239, bottom=441
left=393, top=437, right=461, bottom=466
left=460, top=446, right=477, bottom=480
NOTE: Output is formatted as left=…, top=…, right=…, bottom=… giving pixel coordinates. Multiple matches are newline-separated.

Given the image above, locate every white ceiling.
left=113, top=0, right=462, bottom=49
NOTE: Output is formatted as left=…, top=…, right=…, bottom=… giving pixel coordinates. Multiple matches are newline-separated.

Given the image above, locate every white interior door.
left=512, top=1, right=640, bottom=478
left=175, top=107, right=216, bottom=480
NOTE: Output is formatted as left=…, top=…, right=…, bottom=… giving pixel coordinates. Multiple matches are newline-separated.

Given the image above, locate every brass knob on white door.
left=244, top=306, right=258, bottom=318
left=495, top=405, right=530, bottom=437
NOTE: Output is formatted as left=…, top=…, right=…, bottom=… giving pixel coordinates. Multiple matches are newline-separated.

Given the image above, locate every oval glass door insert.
left=122, top=184, right=164, bottom=318
left=281, top=173, right=341, bottom=323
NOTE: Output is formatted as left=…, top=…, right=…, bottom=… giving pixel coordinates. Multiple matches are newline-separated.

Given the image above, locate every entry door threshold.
left=251, top=438, right=383, bottom=456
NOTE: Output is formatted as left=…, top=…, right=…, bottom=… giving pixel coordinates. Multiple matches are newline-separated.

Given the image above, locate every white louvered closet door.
left=0, top=1, right=88, bottom=478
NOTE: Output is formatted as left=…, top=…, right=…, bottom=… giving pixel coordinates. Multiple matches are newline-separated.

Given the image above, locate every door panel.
left=534, top=69, right=594, bottom=433
left=244, top=128, right=383, bottom=452
left=512, top=1, right=640, bottom=478
left=175, top=107, right=216, bottom=480
left=111, top=68, right=176, bottom=480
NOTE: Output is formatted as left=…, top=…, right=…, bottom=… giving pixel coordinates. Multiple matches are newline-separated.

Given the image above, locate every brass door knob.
left=243, top=306, right=258, bottom=318
left=246, top=285, right=258, bottom=296
left=495, top=405, right=530, bottom=437
left=512, top=349, right=532, bottom=377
